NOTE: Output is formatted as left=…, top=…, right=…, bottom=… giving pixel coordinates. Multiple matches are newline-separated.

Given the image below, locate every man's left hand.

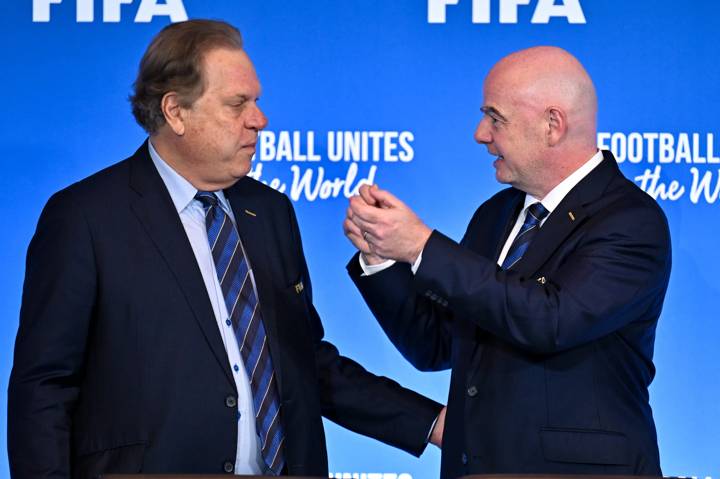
left=348, top=185, right=432, bottom=264
left=430, top=406, right=446, bottom=448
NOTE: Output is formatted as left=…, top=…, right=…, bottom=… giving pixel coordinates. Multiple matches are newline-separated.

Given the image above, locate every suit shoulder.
left=52, top=150, right=135, bottom=198
left=581, top=174, right=672, bottom=256
left=606, top=173, right=670, bottom=230
left=42, top=155, right=134, bottom=213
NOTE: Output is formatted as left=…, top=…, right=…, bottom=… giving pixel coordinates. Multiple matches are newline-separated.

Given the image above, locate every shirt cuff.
left=359, top=250, right=424, bottom=276
left=359, top=254, right=396, bottom=276
left=425, top=413, right=440, bottom=444
left=411, top=250, right=423, bottom=274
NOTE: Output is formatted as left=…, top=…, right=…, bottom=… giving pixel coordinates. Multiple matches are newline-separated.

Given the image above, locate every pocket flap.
left=75, top=441, right=147, bottom=477
left=540, top=427, right=631, bottom=465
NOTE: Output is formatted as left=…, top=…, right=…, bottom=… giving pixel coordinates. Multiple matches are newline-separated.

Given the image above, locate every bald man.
left=343, top=46, right=670, bottom=478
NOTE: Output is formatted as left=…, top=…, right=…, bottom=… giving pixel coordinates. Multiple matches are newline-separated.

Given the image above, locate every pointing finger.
left=372, top=187, right=403, bottom=209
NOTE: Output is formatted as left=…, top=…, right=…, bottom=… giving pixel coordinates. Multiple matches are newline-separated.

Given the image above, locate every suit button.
left=467, top=385, right=478, bottom=397
left=223, top=461, right=234, bottom=473
left=225, top=396, right=237, bottom=408
left=461, top=452, right=468, bottom=465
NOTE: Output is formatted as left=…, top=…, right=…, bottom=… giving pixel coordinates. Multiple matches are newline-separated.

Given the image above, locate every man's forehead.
left=202, top=48, right=261, bottom=91
left=203, top=47, right=253, bottom=73
left=481, top=81, right=507, bottom=111
left=482, top=70, right=533, bottom=114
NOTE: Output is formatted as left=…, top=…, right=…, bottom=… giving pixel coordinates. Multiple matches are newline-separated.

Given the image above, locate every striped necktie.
left=501, top=202, right=549, bottom=270
left=195, top=191, right=285, bottom=475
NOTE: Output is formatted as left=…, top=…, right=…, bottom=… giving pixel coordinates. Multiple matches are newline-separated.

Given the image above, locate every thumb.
left=358, top=184, right=378, bottom=207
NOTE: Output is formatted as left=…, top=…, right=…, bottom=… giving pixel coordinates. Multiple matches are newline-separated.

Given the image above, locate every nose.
left=474, top=116, right=492, bottom=145
left=246, top=102, right=268, bottom=130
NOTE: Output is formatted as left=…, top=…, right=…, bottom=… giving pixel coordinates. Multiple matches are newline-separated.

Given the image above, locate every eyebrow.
left=229, top=88, right=262, bottom=100
left=481, top=106, right=508, bottom=123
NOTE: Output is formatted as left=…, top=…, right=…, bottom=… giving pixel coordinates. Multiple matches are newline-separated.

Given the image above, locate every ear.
left=160, top=92, right=186, bottom=136
left=545, top=106, right=567, bottom=147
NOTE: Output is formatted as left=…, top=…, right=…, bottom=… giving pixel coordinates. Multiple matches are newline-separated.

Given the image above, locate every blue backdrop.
left=1, top=1, right=718, bottom=477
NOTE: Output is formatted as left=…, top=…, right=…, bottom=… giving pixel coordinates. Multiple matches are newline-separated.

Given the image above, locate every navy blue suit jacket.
left=8, top=142, right=442, bottom=478
left=348, top=151, right=671, bottom=478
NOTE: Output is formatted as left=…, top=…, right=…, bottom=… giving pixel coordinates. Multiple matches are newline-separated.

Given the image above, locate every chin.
left=495, top=169, right=510, bottom=185
left=230, top=162, right=252, bottom=180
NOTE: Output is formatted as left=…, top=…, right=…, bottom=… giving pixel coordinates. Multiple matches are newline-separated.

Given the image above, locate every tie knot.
left=195, top=191, right=219, bottom=208
left=526, top=202, right=549, bottom=224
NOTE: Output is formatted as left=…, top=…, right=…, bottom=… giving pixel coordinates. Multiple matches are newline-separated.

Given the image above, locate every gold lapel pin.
left=568, top=211, right=576, bottom=221
left=536, top=276, right=546, bottom=285
left=244, top=209, right=257, bottom=217
left=295, top=281, right=304, bottom=294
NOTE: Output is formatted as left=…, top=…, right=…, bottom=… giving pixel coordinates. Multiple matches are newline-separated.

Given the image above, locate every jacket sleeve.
left=8, top=189, right=97, bottom=479
left=344, top=200, right=496, bottom=373
left=414, top=202, right=672, bottom=354
left=346, top=255, right=455, bottom=373
left=282, top=195, right=443, bottom=457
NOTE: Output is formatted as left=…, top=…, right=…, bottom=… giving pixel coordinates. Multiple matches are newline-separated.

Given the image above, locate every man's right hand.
left=344, top=185, right=386, bottom=265
left=430, top=406, right=446, bottom=448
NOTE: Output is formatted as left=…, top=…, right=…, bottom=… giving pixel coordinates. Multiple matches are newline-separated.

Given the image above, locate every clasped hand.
left=343, top=185, right=432, bottom=265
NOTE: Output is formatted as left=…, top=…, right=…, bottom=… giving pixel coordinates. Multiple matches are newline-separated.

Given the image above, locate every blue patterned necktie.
left=501, top=202, right=549, bottom=270
left=195, top=191, right=285, bottom=475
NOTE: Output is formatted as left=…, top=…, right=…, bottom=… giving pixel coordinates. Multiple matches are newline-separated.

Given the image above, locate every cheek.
left=190, top=129, right=216, bottom=154
left=522, top=121, right=545, bottom=146
left=217, top=119, right=244, bottom=143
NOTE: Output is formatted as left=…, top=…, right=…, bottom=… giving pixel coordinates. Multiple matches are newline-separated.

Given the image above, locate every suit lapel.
left=224, top=179, right=287, bottom=398
left=512, top=151, right=621, bottom=277
left=491, top=191, right=525, bottom=261
left=128, top=142, right=235, bottom=387
left=464, top=189, right=524, bottom=261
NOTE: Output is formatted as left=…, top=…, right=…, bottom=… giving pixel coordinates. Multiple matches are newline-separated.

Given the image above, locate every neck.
left=531, top=145, right=598, bottom=199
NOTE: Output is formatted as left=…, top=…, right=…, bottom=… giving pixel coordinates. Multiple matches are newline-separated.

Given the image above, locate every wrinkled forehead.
left=201, top=47, right=254, bottom=75
left=201, top=47, right=261, bottom=91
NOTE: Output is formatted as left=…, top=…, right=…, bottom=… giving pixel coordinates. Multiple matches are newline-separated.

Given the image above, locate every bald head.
left=475, top=46, right=599, bottom=198
left=488, top=46, right=597, bottom=144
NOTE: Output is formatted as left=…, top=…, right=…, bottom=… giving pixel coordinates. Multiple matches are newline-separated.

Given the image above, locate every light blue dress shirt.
left=148, top=141, right=265, bottom=475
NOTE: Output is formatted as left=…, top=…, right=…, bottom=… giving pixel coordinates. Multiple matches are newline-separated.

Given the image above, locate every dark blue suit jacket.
left=8, top=142, right=442, bottom=478
left=348, top=151, right=671, bottom=478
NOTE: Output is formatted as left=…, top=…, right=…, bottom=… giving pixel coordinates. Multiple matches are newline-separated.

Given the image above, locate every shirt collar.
left=148, top=139, right=231, bottom=214
left=523, top=149, right=605, bottom=213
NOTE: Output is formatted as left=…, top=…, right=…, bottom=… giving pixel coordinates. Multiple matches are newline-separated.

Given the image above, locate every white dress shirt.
left=148, top=141, right=265, bottom=475
left=360, top=150, right=605, bottom=274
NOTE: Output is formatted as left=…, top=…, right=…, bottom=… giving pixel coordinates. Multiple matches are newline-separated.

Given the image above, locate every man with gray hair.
left=9, top=19, right=443, bottom=478
left=345, top=46, right=670, bottom=478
